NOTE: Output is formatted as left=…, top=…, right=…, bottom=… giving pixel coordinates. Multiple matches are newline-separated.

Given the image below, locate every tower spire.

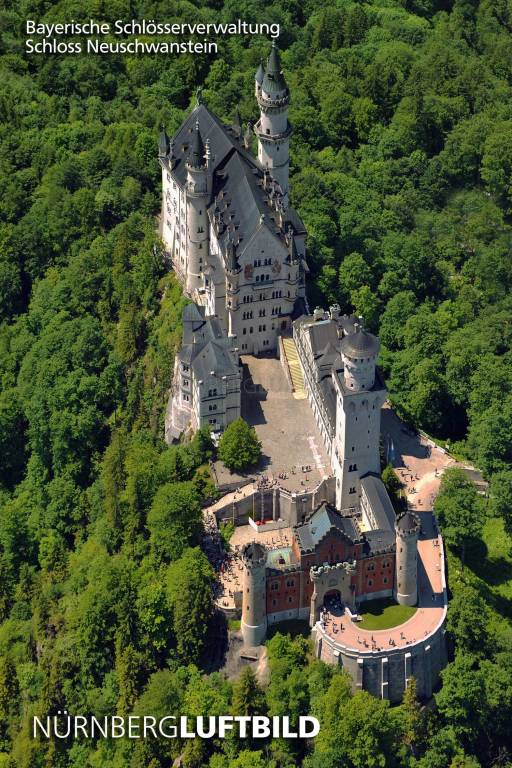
left=187, top=121, right=205, bottom=168
left=254, top=41, right=292, bottom=208
left=263, top=41, right=288, bottom=93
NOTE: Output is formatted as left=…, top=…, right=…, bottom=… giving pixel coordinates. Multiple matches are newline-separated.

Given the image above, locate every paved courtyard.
left=240, top=355, right=331, bottom=489
left=322, top=406, right=453, bottom=651
left=215, top=525, right=295, bottom=611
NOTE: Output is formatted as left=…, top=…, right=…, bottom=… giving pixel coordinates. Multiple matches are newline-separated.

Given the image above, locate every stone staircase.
left=281, top=337, right=306, bottom=399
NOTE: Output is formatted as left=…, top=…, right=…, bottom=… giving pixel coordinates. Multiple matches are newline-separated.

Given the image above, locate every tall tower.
left=395, top=512, right=420, bottom=606
left=241, top=542, right=268, bottom=647
left=185, top=122, right=211, bottom=295
left=333, top=324, right=387, bottom=509
left=254, top=42, right=291, bottom=207
left=225, top=236, right=241, bottom=338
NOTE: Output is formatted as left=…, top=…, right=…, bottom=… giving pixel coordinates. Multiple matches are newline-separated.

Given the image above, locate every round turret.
left=241, top=542, right=268, bottom=647
left=395, top=511, right=420, bottom=607
left=340, top=322, right=380, bottom=392
left=254, top=42, right=291, bottom=206
left=185, top=121, right=210, bottom=295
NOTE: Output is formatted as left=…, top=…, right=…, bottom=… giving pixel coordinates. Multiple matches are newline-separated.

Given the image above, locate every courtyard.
left=240, top=354, right=331, bottom=489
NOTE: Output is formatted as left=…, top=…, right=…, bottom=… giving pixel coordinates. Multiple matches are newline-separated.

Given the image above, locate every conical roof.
left=187, top=121, right=205, bottom=168
left=158, top=125, right=169, bottom=157
left=262, top=41, right=288, bottom=95
left=255, top=60, right=265, bottom=84
left=340, top=325, right=380, bottom=357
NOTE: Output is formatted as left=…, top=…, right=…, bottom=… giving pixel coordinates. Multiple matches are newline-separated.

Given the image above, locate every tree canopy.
left=0, top=0, right=512, bottom=764
left=218, top=418, right=262, bottom=472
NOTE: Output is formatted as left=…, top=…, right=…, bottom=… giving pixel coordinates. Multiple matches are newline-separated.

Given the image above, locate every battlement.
left=241, top=541, right=267, bottom=568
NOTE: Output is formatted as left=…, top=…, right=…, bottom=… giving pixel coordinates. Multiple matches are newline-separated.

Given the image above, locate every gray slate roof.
left=188, top=122, right=205, bottom=168
left=340, top=328, right=380, bottom=358
left=360, top=474, right=396, bottom=531
left=294, top=502, right=361, bottom=554
left=255, top=60, right=265, bottom=85
left=178, top=305, right=239, bottom=380
left=262, top=42, right=288, bottom=94
left=363, top=529, right=396, bottom=555
left=192, top=339, right=237, bottom=381
left=162, top=103, right=305, bottom=263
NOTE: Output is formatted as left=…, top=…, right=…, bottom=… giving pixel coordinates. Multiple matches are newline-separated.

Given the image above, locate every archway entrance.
left=309, top=561, right=356, bottom=627
left=324, top=589, right=344, bottom=617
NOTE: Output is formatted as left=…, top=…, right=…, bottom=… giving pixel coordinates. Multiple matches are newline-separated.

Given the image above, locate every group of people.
left=215, top=547, right=244, bottom=607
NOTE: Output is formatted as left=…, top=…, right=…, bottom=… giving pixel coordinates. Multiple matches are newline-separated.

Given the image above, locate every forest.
left=0, top=0, right=512, bottom=765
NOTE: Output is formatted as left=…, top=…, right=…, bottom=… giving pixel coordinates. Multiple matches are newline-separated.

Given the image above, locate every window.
left=383, top=577, right=388, bottom=584
left=286, top=579, right=295, bottom=588
left=208, top=404, right=217, bottom=412
left=349, top=487, right=356, bottom=494
left=288, top=596, right=293, bottom=604
left=368, top=579, right=373, bottom=587
left=208, top=418, right=216, bottom=425
left=271, top=582, right=279, bottom=591
left=197, top=226, right=204, bottom=233
left=243, top=328, right=247, bottom=335
left=272, top=599, right=277, bottom=607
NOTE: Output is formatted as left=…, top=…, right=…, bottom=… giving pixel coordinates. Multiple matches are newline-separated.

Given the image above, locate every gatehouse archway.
left=309, top=561, right=356, bottom=627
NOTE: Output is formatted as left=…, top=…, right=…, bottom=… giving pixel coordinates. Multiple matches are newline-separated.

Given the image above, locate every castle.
left=159, top=42, right=447, bottom=702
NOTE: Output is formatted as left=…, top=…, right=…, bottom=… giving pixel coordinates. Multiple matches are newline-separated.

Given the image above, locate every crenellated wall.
left=212, top=475, right=337, bottom=527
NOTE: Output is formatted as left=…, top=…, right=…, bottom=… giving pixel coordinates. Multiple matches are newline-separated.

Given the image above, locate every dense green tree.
left=401, top=677, right=426, bottom=758
left=218, top=418, right=262, bottom=472
left=490, top=470, right=512, bottom=538
left=434, top=468, right=485, bottom=566
left=167, top=548, right=214, bottom=663
left=232, top=667, right=266, bottom=717
left=0, top=0, right=512, bottom=764
left=447, top=584, right=491, bottom=655
left=147, top=482, right=202, bottom=562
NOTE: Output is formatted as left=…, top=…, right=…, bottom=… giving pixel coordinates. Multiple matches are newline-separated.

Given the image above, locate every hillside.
left=0, top=0, right=512, bottom=766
